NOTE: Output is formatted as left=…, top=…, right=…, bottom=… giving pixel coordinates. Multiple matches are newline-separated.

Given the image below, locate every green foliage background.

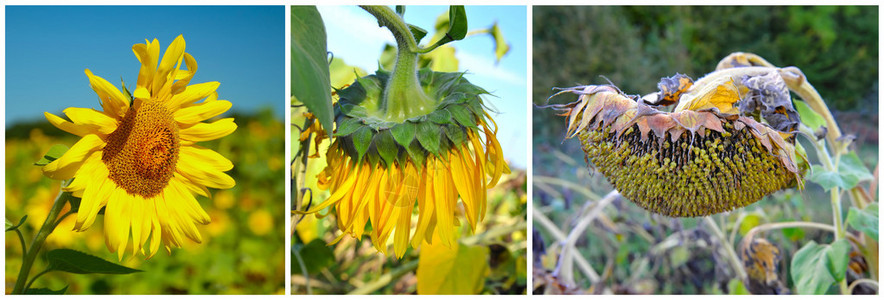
left=5, top=108, right=285, bottom=294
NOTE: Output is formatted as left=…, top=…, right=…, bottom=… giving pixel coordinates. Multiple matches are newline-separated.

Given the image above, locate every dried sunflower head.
left=549, top=70, right=804, bottom=217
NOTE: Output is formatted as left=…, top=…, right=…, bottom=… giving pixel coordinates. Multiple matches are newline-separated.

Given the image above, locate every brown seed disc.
left=103, top=100, right=180, bottom=197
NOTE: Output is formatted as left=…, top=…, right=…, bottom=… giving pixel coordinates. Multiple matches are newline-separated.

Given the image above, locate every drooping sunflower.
left=548, top=64, right=805, bottom=217
left=42, top=35, right=236, bottom=259
left=298, top=68, right=510, bottom=258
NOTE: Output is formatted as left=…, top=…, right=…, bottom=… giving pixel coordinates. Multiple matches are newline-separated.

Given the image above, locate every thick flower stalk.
left=42, top=35, right=236, bottom=259
left=548, top=67, right=805, bottom=217
left=295, top=6, right=509, bottom=258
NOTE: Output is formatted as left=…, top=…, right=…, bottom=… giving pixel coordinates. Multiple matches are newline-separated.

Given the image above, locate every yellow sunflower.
left=297, top=68, right=510, bottom=258
left=42, top=35, right=236, bottom=259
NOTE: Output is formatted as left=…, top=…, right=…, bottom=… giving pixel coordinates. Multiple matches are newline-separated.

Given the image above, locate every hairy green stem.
left=12, top=187, right=69, bottom=294
left=359, top=5, right=435, bottom=123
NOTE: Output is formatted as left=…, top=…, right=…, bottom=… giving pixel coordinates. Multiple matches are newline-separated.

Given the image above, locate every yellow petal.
left=84, top=69, right=129, bottom=118
left=129, top=195, right=146, bottom=256
left=104, top=190, right=132, bottom=260
left=155, top=35, right=186, bottom=94
left=133, top=87, right=151, bottom=100
left=45, top=112, right=93, bottom=137
left=167, top=81, right=220, bottom=110
left=133, top=38, right=159, bottom=90
left=74, top=157, right=113, bottom=231
left=179, top=118, right=237, bottom=142
left=180, top=145, right=233, bottom=171
left=146, top=199, right=163, bottom=259
left=172, top=53, right=198, bottom=94
left=176, top=155, right=236, bottom=190
left=174, top=99, right=232, bottom=124
left=42, top=134, right=104, bottom=180
left=63, top=107, right=118, bottom=135
left=170, top=178, right=211, bottom=224
left=683, top=78, right=741, bottom=114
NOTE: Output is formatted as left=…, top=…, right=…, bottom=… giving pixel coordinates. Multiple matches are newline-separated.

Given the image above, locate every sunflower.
left=297, top=69, right=510, bottom=258
left=42, top=35, right=236, bottom=259
left=548, top=67, right=805, bottom=217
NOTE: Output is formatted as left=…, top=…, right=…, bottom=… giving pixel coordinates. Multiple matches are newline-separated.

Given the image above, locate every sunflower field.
left=5, top=108, right=285, bottom=294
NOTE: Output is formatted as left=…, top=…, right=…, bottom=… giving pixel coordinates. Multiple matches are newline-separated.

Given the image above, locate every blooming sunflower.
left=42, top=35, right=236, bottom=259
left=297, top=68, right=510, bottom=258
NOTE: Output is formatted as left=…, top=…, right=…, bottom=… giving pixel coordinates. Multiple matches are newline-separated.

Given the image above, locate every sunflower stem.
left=360, top=5, right=436, bottom=123
left=12, top=184, right=70, bottom=294
left=703, top=217, right=747, bottom=283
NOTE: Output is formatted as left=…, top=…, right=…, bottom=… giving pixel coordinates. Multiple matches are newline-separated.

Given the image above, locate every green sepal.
left=416, top=121, right=442, bottom=156
left=352, top=126, right=373, bottom=162
left=407, top=140, right=427, bottom=169
left=334, top=117, right=362, bottom=137
left=444, top=125, right=467, bottom=146
left=391, top=122, right=417, bottom=148
left=35, top=144, right=70, bottom=166
left=374, top=130, right=399, bottom=167
left=448, top=105, right=477, bottom=127
left=428, top=109, right=453, bottom=124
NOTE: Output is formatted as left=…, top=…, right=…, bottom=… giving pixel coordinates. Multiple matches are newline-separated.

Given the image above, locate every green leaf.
left=807, top=165, right=850, bottom=191
left=292, top=6, right=333, bottom=137
left=409, top=24, right=428, bottom=44
left=794, top=99, right=826, bottom=129
left=727, top=278, right=750, bottom=295
left=352, top=126, right=373, bottom=161
left=294, top=239, right=335, bottom=275
left=826, top=239, right=850, bottom=282
left=790, top=241, right=837, bottom=294
left=333, top=118, right=362, bottom=137
left=846, top=203, right=878, bottom=241
left=35, top=144, right=69, bottom=166
left=417, top=239, right=489, bottom=294
left=838, top=152, right=874, bottom=184
left=374, top=130, right=399, bottom=166
left=489, top=22, right=511, bottom=63
left=738, top=212, right=764, bottom=236
left=447, top=105, right=477, bottom=127
left=782, top=227, right=806, bottom=241
left=669, top=245, right=691, bottom=268
left=395, top=5, right=405, bottom=16
left=391, top=122, right=417, bottom=148
left=808, top=153, right=874, bottom=191
left=6, top=215, right=27, bottom=232
left=25, top=286, right=67, bottom=294
left=415, top=121, right=442, bottom=155
left=46, top=249, right=141, bottom=274
left=446, top=6, right=468, bottom=41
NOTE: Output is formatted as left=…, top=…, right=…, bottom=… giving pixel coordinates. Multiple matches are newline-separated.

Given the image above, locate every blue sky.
left=318, top=5, right=528, bottom=169
left=5, top=6, right=284, bottom=126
